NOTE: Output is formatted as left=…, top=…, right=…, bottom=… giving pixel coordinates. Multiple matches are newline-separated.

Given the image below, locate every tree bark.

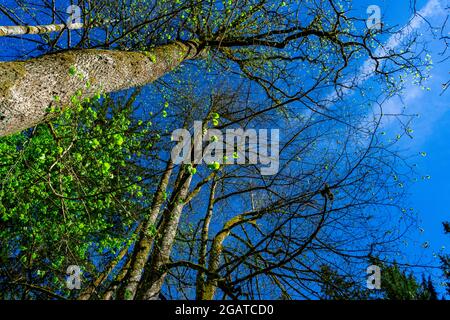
left=103, top=255, right=133, bottom=300
left=77, top=222, right=143, bottom=300
left=203, top=214, right=251, bottom=300
left=118, top=160, right=174, bottom=300
left=196, top=175, right=217, bottom=300
left=137, top=171, right=194, bottom=300
left=0, top=23, right=84, bottom=36
left=0, top=40, right=205, bottom=136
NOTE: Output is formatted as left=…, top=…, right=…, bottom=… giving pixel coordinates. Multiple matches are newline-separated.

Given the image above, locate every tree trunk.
left=196, top=175, right=217, bottom=300
left=118, top=160, right=175, bottom=300
left=203, top=214, right=248, bottom=300
left=78, top=221, right=143, bottom=300
left=0, top=23, right=84, bottom=37
left=0, top=40, right=205, bottom=136
left=103, top=255, right=133, bottom=300
left=138, top=171, right=194, bottom=300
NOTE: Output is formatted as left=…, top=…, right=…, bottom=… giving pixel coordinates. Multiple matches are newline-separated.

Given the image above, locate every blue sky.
left=358, top=0, right=450, bottom=290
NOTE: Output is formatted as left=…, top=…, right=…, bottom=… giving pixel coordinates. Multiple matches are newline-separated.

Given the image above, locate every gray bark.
left=138, top=172, right=194, bottom=300
left=0, top=40, right=204, bottom=136
left=0, top=23, right=84, bottom=36
left=119, top=160, right=175, bottom=300
left=196, top=175, right=217, bottom=300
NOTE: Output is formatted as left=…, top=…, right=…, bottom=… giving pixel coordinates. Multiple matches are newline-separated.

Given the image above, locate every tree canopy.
left=0, top=0, right=448, bottom=300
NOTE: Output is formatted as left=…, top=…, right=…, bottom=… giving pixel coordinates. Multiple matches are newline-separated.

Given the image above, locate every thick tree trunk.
left=118, top=160, right=175, bottom=300
left=0, top=40, right=204, bottom=136
left=0, top=23, right=84, bottom=36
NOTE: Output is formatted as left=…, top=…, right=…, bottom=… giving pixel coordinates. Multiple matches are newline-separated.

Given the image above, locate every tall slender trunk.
left=103, top=254, right=133, bottom=300
left=118, top=159, right=174, bottom=300
left=0, top=40, right=205, bottom=136
left=203, top=215, right=247, bottom=300
left=137, top=121, right=211, bottom=300
left=196, top=175, right=217, bottom=300
left=78, top=221, right=143, bottom=300
left=0, top=23, right=84, bottom=37
left=137, top=170, right=194, bottom=300
left=78, top=240, right=129, bottom=300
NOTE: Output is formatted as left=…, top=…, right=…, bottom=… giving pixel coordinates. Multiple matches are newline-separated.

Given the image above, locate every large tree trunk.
left=0, top=40, right=205, bottom=136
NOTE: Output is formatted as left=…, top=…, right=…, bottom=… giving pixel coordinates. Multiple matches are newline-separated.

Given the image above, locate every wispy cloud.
left=363, top=0, right=445, bottom=79
left=378, top=0, right=449, bottom=142
left=328, top=0, right=446, bottom=102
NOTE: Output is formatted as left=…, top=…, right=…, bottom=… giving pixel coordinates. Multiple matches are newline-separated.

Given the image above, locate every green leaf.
left=113, top=134, right=124, bottom=146
left=208, top=161, right=220, bottom=170
left=69, top=66, right=77, bottom=76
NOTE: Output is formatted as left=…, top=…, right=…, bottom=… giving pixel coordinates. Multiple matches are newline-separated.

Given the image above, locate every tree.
left=380, top=263, right=438, bottom=300
left=0, top=0, right=447, bottom=300
left=440, top=222, right=450, bottom=296
left=0, top=23, right=84, bottom=37
left=0, top=0, right=425, bottom=136
left=0, top=89, right=161, bottom=299
left=319, top=265, right=369, bottom=300
left=318, top=262, right=439, bottom=300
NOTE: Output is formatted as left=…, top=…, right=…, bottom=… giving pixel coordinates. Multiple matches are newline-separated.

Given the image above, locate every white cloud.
left=329, top=0, right=446, bottom=102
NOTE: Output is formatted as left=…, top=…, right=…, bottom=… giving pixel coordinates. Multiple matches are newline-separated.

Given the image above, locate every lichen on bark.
left=0, top=40, right=206, bottom=136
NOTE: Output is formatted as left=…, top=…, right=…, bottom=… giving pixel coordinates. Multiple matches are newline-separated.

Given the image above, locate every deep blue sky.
left=0, top=0, right=448, bottom=295
left=354, top=0, right=450, bottom=291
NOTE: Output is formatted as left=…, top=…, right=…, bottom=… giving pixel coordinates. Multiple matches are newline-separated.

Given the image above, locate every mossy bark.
left=0, top=40, right=204, bottom=136
left=118, top=160, right=175, bottom=300
left=137, top=171, right=194, bottom=300
left=203, top=214, right=246, bottom=300
left=196, top=176, right=217, bottom=300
